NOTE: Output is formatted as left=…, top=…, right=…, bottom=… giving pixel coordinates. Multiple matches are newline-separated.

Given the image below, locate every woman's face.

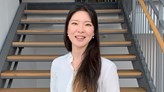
left=67, top=10, right=94, bottom=49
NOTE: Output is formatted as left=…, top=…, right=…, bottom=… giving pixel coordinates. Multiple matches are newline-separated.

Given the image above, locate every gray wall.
left=0, top=0, right=19, bottom=51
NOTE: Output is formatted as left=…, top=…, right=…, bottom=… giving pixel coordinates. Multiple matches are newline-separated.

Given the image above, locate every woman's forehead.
left=70, top=11, right=91, bottom=21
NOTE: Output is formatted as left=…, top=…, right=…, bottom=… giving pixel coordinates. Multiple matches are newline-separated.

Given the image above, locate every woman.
left=50, top=3, right=120, bottom=92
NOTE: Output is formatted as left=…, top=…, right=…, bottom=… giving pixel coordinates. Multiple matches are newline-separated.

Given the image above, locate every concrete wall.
left=0, top=0, right=19, bottom=51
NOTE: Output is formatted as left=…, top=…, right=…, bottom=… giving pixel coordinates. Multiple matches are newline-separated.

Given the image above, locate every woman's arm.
left=103, top=64, right=120, bottom=92
left=50, top=62, right=57, bottom=92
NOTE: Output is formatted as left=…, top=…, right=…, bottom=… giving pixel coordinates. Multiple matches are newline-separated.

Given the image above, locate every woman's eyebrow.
left=85, top=21, right=92, bottom=23
left=70, top=20, right=92, bottom=23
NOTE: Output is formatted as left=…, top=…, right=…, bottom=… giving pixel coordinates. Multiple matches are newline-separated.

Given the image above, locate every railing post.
left=132, top=0, right=137, bottom=34
left=156, top=1, right=164, bottom=92
left=156, top=44, right=163, bottom=92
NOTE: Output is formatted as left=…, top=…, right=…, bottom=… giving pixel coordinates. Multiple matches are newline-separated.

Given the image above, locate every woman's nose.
left=77, top=25, right=85, bottom=33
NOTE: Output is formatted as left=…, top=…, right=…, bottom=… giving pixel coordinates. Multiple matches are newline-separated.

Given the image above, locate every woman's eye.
left=86, top=24, right=92, bottom=26
left=72, top=22, right=78, bottom=25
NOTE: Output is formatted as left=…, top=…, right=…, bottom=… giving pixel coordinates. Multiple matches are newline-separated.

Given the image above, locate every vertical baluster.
left=156, top=1, right=164, bottom=91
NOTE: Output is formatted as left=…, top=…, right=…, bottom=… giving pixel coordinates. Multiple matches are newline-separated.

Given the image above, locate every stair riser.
left=12, top=44, right=131, bottom=47
left=20, top=21, right=124, bottom=24
left=16, top=29, right=128, bottom=35
left=7, top=57, right=136, bottom=61
left=20, top=17, right=124, bottom=24
left=1, top=76, right=142, bottom=79
left=1, top=70, right=142, bottom=79
left=17, top=32, right=128, bottom=35
left=0, top=88, right=146, bottom=92
left=24, top=10, right=121, bottom=15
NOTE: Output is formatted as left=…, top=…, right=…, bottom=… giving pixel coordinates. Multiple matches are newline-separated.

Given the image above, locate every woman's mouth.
left=75, top=35, right=86, bottom=41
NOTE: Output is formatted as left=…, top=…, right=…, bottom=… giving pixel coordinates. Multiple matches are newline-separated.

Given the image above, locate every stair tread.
left=12, top=41, right=132, bottom=47
left=24, top=9, right=122, bottom=14
left=103, top=54, right=136, bottom=60
left=1, top=70, right=50, bottom=77
left=1, top=69, right=142, bottom=78
left=0, top=88, right=48, bottom=92
left=17, top=29, right=128, bottom=34
left=121, top=87, right=146, bottom=92
left=0, top=87, right=146, bottom=92
left=7, top=54, right=136, bottom=61
left=1, top=2, right=149, bottom=91
left=118, top=70, right=142, bottom=77
left=20, top=18, right=124, bottom=23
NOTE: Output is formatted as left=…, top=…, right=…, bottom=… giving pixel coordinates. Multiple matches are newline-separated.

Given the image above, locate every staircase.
left=0, top=1, right=150, bottom=92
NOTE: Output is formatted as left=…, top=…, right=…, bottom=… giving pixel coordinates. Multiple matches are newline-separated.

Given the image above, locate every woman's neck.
left=71, top=46, right=86, bottom=70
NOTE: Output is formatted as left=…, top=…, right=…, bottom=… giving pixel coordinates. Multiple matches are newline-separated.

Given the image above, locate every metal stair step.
left=0, top=87, right=146, bottom=92
left=12, top=41, right=132, bottom=47
left=7, top=54, right=136, bottom=61
left=121, top=87, right=146, bottom=92
left=1, top=70, right=50, bottom=79
left=0, top=2, right=150, bottom=91
left=24, top=9, right=122, bottom=14
left=0, top=69, right=142, bottom=79
left=0, top=88, right=49, bottom=92
left=103, top=54, right=136, bottom=61
left=17, top=29, right=128, bottom=35
left=20, top=18, right=124, bottom=24
left=118, top=69, right=142, bottom=78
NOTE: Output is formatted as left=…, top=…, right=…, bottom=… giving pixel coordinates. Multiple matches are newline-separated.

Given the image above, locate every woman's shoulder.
left=52, top=52, right=71, bottom=65
left=101, top=57, right=117, bottom=70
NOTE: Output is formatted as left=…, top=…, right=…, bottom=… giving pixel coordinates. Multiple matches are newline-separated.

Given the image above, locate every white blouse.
left=50, top=52, right=120, bottom=92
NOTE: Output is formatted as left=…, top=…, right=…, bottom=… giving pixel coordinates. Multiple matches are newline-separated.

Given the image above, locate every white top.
left=50, top=52, right=120, bottom=92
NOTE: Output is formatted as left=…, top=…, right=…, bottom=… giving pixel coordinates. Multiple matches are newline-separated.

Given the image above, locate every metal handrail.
left=132, top=0, right=163, bottom=92
left=139, top=0, right=164, bottom=53
left=121, top=0, right=163, bottom=92
left=160, top=20, right=164, bottom=29
left=159, top=0, right=164, bottom=6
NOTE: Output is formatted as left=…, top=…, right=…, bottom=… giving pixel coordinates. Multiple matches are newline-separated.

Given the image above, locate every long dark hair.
left=64, top=3, right=101, bottom=92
